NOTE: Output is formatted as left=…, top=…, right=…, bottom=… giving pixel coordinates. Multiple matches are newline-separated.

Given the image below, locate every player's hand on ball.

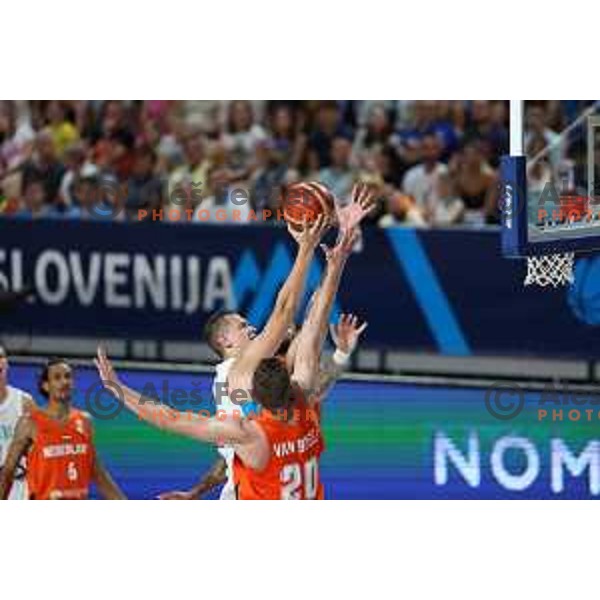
left=337, top=182, right=376, bottom=233
left=287, top=213, right=330, bottom=249
left=158, top=490, right=196, bottom=500
left=330, top=313, right=368, bottom=355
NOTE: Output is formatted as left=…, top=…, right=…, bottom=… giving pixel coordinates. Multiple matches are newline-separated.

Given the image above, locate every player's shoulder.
left=13, top=407, right=37, bottom=439
left=5, top=386, right=36, bottom=411
left=70, top=410, right=95, bottom=437
left=21, top=392, right=37, bottom=412
left=72, top=409, right=93, bottom=423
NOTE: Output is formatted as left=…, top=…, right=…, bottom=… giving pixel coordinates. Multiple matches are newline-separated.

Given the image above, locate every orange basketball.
left=281, top=182, right=335, bottom=230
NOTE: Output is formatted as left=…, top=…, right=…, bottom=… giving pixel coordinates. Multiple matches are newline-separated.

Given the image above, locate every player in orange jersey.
left=157, top=186, right=374, bottom=500
left=158, top=314, right=367, bottom=500
left=0, top=358, right=125, bottom=500
left=95, top=224, right=360, bottom=499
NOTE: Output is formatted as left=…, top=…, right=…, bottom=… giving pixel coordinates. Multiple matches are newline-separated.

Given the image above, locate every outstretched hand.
left=330, top=313, right=368, bottom=355
left=337, top=182, right=377, bottom=233
left=95, top=346, right=119, bottom=387
left=319, top=225, right=359, bottom=265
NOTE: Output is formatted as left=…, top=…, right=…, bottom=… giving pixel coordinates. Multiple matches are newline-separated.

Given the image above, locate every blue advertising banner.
left=9, top=362, right=599, bottom=499
left=2, top=218, right=600, bottom=358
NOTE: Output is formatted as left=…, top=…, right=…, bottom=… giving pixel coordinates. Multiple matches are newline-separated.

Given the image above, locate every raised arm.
left=0, top=415, right=34, bottom=500
left=312, top=313, right=367, bottom=401
left=95, top=348, right=252, bottom=448
left=292, top=228, right=357, bottom=394
left=229, top=215, right=329, bottom=388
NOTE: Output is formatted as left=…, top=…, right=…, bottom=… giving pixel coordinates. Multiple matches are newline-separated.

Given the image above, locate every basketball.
left=281, top=181, right=335, bottom=230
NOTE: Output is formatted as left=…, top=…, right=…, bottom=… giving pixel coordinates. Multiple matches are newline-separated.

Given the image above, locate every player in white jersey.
left=0, top=344, right=35, bottom=500
left=210, top=355, right=241, bottom=499
left=156, top=190, right=373, bottom=501
left=156, top=184, right=374, bottom=500
left=158, top=314, right=367, bottom=500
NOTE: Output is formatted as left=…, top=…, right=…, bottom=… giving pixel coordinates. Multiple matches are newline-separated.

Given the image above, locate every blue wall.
left=2, top=219, right=600, bottom=358
left=8, top=363, right=600, bottom=499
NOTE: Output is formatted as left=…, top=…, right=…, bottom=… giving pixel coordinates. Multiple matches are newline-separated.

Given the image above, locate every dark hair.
left=460, top=136, right=484, bottom=153
left=38, top=357, right=71, bottom=398
left=227, top=100, right=253, bottom=133
left=252, top=358, right=292, bottom=411
left=203, top=311, right=237, bottom=357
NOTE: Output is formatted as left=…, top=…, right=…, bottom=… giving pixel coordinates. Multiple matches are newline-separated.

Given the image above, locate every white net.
left=524, top=253, right=575, bottom=287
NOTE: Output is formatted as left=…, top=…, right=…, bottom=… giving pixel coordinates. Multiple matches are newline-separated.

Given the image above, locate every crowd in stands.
left=0, top=99, right=554, bottom=228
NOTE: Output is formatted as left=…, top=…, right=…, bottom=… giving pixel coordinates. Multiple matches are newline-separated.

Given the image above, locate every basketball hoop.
left=524, top=194, right=586, bottom=287
left=502, top=102, right=600, bottom=285
left=524, top=252, right=575, bottom=287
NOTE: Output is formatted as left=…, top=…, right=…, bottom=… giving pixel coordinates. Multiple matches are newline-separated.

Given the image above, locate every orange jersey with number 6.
left=234, top=395, right=324, bottom=500
left=26, top=408, right=95, bottom=500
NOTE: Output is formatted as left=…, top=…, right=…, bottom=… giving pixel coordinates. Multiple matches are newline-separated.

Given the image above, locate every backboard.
left=501, top=100, right=600, bottom=258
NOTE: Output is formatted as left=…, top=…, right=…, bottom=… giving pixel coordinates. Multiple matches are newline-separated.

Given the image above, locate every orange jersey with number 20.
left=234, top=396, right=324, bottom=500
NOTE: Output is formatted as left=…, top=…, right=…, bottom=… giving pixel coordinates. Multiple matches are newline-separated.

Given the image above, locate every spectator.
left=352, top=104, right=393, bottom=169
left=91, top=101, right=135, bottom=181
left=14, top=179, right=48, bottom=218
left=124, top=146, right=163, bottom=219
left=58, top=141, right=90, bottom=206
left=166, top=130, right=211, bottom=218
left=450, top=139, right=497, bottom=225
left=251, top=139, right=289, bottom=213
left=307, top=101, right=353, bottom=170
left=20, top=130, right=65, bottom=206
left=526, top=135, right=554, bottom=226
left=45, top=101, right=79, bottom=158
left=193, top=169, right=252, bottom=225
left=181, top=101, right=224, bottom=137
left=431, top=101, right=460, bottom=160
left=356, top=101, right=403, bottom=128
left=220, top=100, right=267, bottom=180
left=391, top=101, right=438, bottom=167
left=525, top=102, right=564, bottom=173
left=0, top=101, right=33, bottom=177
left=318, top=136, right=357, bottom=204
left=401, top=133, right=448, bottom=209
left=1, top=99, right=514, bottom=226
left=464, top=100, right=509, bottom=167
left=267, top=105, right=306, bottom=172
left=429, top=172, right=465, bottom=226
left=378, top=191, right=427, bottom=228
left=0, top=179, right=20, bottom=215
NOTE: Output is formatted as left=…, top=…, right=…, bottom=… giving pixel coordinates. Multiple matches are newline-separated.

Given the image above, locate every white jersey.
left=212, top=358, right=242, bottom=500
left=0, top=386, right=29, bottom=500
